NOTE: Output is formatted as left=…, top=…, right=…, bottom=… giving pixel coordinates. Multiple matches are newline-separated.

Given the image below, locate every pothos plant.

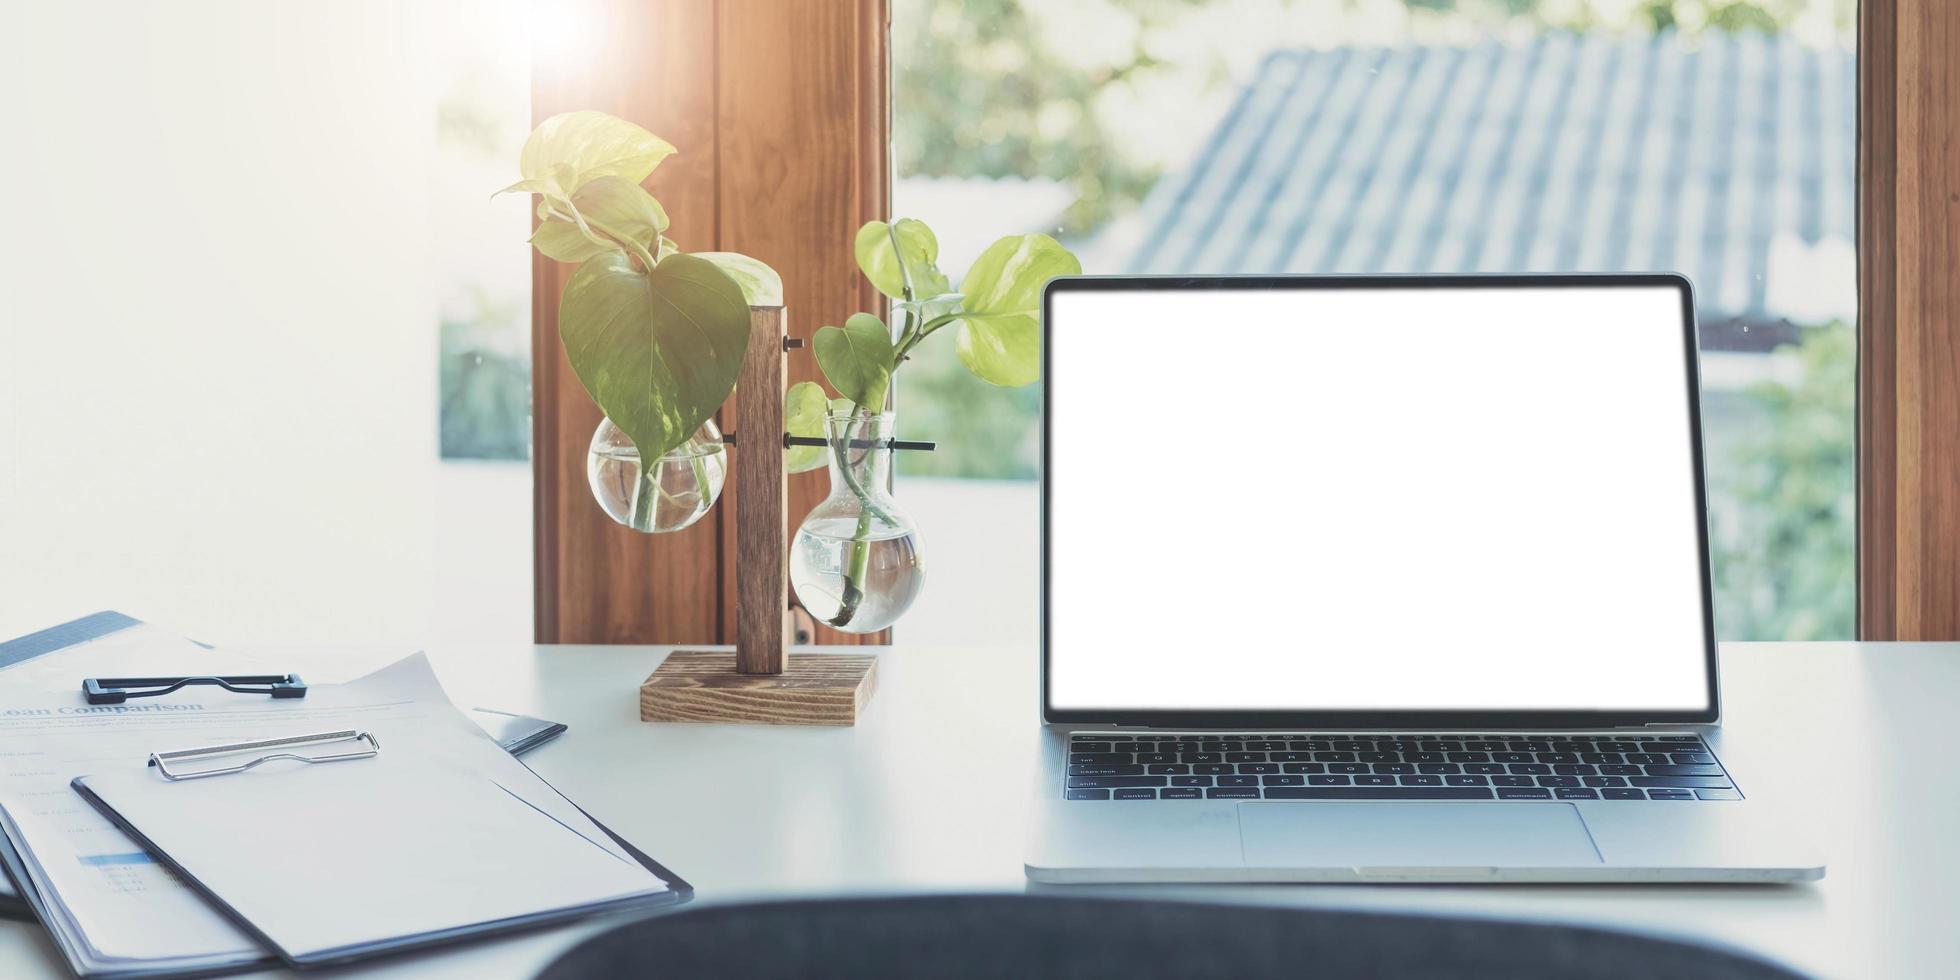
left=497, top=110, right=781, bottom=528
left=790, top=220, right=1080, bottom=628
left=504, top=110, right=1080, bottom=629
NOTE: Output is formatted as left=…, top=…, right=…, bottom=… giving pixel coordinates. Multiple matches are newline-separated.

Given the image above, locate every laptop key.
left=1672, top=753, right=1717, bottom=765
left=1354, top=775, right=1395, bottom=786
left=1069, top=753, right=1132, bottom=765
left=1630, top=775, right=1733, bottom=789
left=1206, top=788, right=1261, bottom=799
left=1261, top=787, right=1494, bottom=800
left=1069, top=765, right=1145, bottom=776
left=1238, top=763, right=1279, bottom=775
left=1583, top=776, right=1628, bottom=787
left=1171, top=776, right=1213, bottom=787
left=1497, top=788, right=1553, bottom=799
left=1137, top=753, right=1177, bottom=765
left=1113, top=788, right=1157, bottom=800
left=1262, top=775, right=1305, bottom=786
left=1600, top=764, right=1642, bottom=775
left=1643, top=764, right=1724, bottom=776
left=1217, top=775, right=1257, bottom=787
left=1282, top=763, right=1326, bottom=774
left=1147, top=764, right=1190, bottom=775
left=1159, top=788, right=1202, bottom=800
left=1400, top=775, right=1442, bottom=786
left=1065, top=789, right=1110, bottom=800
left=1554, top=788, right=1599, bottom=800
left=1066, top=776, right=1167, bottom=789
left=1307, top=775, right=1351, bottom=786
left=1695, top=788, right=1744, bottom=800
left=1465, top=763, right=1506, bottom=775
left=1194, top=764, right=1234, bottom=775
left=1601, top=788, right=1647, bottom=800
left=1492, top=775, right=1533, bottom=787
left=1446, top=775, right=1490, bottom=786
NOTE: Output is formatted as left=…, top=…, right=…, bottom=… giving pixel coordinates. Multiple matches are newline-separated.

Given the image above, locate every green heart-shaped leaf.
left=954, top=233, right=1080, bottom=387
left=854, top=218, right=951, bottom=300
left=559, top=252, right=750, bottom=460
left=692, top=252, right=783, bottom=306
left=813, top=312, right=895, bottom=411
left=529, top=175, right=671, bottom=263
left=519, top=110, right=675, bottom=196
left=784, top=381, right=831, bottom=474
left=955, top=314, right=1043, bottom=388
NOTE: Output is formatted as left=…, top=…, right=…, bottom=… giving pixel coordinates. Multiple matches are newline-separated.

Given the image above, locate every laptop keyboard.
left=1064, top=733, right=1739, bottom=802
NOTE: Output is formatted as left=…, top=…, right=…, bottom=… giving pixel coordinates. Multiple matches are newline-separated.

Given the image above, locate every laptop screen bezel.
left=1039, top=273, right=1721, bottom=729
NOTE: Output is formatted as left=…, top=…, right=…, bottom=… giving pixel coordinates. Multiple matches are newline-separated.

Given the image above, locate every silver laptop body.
left=1025, top=274, right=1823, bottom=884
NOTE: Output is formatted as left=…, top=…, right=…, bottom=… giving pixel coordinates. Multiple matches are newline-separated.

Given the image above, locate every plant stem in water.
left=631, top=454, right=659, bottom=531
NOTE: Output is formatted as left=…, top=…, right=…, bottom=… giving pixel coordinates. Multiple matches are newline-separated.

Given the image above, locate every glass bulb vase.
left=586, top=417, right=727, bottom=533
left=789, top=412, right=925, bottom=634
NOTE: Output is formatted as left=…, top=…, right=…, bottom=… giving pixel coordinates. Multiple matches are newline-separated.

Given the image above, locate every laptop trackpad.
left=1239, top=803, right=1603, bottom=870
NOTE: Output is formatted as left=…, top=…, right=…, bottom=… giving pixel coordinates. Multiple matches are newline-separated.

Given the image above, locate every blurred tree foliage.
left=1709, top=324, right=1855, bottom=640
left=893, top=0, right=1218, bottom=235
left=894, top=0, right=1848, bottom=240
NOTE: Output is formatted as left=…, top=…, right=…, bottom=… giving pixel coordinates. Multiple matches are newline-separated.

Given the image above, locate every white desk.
left=2, top=640, right=1953, bottom=979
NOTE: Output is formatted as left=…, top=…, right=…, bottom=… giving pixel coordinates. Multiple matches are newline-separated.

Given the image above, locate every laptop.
left=1025, top=274, right=1824, bottom=883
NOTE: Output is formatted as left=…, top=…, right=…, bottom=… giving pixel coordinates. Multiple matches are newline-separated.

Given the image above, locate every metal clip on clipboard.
left=148, top=730, right=380, bottom=781
left=83, top=673, right=307, bottom=705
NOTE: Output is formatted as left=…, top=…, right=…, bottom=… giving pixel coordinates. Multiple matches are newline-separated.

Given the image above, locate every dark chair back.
left=540, top=894, right=1806, bottom=979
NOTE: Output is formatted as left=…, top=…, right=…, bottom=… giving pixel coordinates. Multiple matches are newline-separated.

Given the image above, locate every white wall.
left=0, top=2, right=527, bottom=645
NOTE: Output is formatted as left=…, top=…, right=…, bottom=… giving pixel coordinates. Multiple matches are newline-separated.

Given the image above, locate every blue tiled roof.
left=1125, top=33, right=1854, bottom=350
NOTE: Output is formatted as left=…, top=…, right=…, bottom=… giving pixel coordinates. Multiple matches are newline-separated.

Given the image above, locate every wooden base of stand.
left=639, top=652, right=878, bottom=726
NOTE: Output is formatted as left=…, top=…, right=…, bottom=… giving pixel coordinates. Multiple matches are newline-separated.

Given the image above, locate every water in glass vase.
left=586, top=417, right=726, bottom=533
left=791, top=517, right=924, bottom=633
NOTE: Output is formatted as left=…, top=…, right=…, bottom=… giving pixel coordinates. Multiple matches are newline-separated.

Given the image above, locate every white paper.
left=80, top=761, right=663, bottom=960
left=0, top=634, right=650, bottom=974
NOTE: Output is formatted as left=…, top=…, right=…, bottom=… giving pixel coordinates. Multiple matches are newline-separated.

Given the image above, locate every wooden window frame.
left=1859, top=0, right=1960, bottom=640
left=531, top=0, right=889, bottom=645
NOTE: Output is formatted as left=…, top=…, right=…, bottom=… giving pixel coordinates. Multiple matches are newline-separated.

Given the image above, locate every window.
left=892, top=0, right=1857, bottom=643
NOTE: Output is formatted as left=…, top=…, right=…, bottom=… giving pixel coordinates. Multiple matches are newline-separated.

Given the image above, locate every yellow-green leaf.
left=692, top=252, right=783, bottom=306
left=784, top=381, right=830, bottom=474
left=519, top=110, right=676, bottom=191
left=854, top=218, right=951, bottom=300
left=530, top=176, right=670, bottom=263
left=813, top=312, right=894, bottom=410
left=558, top=252, right=749, bottom=460
left=955, top=234, right=1080, bottom=387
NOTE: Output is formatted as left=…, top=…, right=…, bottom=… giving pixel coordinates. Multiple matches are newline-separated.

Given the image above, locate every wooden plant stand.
left=639, top=306, right=878, bottom=726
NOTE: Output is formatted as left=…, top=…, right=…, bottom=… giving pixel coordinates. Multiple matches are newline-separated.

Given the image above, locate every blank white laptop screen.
left=1044, top=281, right=1714, bottom=715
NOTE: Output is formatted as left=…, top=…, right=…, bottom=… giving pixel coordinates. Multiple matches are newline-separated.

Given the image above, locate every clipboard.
left=67, top=697, right=689, bottom=972
left=71, top=780, right=689, bottom=969
left=0, top=613, right=667, bottom=976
